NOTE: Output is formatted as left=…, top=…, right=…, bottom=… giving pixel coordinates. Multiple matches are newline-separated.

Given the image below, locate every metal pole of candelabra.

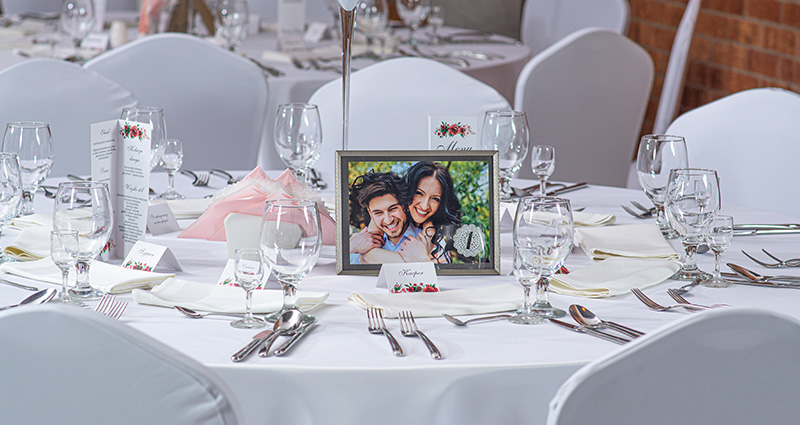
left=338, top=0, right=359, bottom=151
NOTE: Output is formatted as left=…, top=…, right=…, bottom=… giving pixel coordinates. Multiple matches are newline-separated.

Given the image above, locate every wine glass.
left=59, top=0, right=95, bottom=59
left=231, top=248, right=267, bottom=329
left=274, top=104, right=323, bottom=186
left=356, top=0, right=389, bottom=58
left=53, top=181, right=113, bottom=301
left=50, top=229, right=84, bottom=306
left=637, top=134, right=688, bottom=239
left=0, top=153, right=22, bottom=244
left=479, top=110, right=530, bottom=201
left=531, top=145, right=555, bottom=195
left=2, top=122, right=54, bottom=216
left=157, top=139, right=185, bottom=200
left=120, top=106, right=167, bottom=171
left=704, top=214, right=734, bottom=288
left=509, top=247, right=544, bottom=325
left=395, top=0, right=431, bottom=45
left=427, top=5, right=444, bottom=44
left=513, top=196, right=573, bottom=318
left=216, top=0, right=250, bottom=51
left=260, top=199, right=322, bottom=323
left=664, top=168, right=720, bottom=281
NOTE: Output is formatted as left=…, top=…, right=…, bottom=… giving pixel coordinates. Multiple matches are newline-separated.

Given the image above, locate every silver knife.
left=549, top=318, right=630, bottom=345
left=231, top=329, right=272, bottom=362
left=733, top=228, right=800, bottom=236
left=0, top=279, right=38, bottom=291
left=547, top=182, right=588, bottom=196
left=273, top=320, right=317, bottom=356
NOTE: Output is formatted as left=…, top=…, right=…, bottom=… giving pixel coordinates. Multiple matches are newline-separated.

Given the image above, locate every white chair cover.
left=520, top=0, right=629, bottom=57
left=0, top=304, right=240, bottom=425
left=0, top=58, right=136, bottom=176
left=665, top=87, right=800, bottom=217
left=85, top=33, right=268, bottom=171
left=547, top=308, right=800, bottom=425
left=308, top=57, right=510, bottom=182
left=513, top=28, right=653, bottom=187
left=1, top=0, right=60, bottom=14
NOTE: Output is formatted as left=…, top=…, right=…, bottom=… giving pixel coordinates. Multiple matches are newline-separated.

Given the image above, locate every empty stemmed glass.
left=704, top=214, right=734, bottom=288
left=260, top=199, right=322, bottom=323
left=427, top=5, right=445, bottom=44
left=157, top=139, right=185, bottom=200
left=530, top=145, right=555, bottom=195
left=664, top=168, right=720, bottom=281
left=0, top=153, right=22, bottom=246
left=274, top=104, right=323, bottom=186
left=356, top=0, right=389, bottom=58
left=50, top=229, right=84, bottom=306
left=396, top=0, right=431, bottom=45
left=59, top=0, right=95, bottom=60
left=120, top=106, right=167, bottom=172
left=231, top=248, right=267, bottom=329
left=216, top=0, right=249, bottom=51
left=637, top=135, right=688, bottom=238
left=480, top=110, right=530, bottom=201
left=2, top=122, right=54, bottom=216
left=513, top=196, right=573, bottom=319
left=53, top=181, right=113, bottom=301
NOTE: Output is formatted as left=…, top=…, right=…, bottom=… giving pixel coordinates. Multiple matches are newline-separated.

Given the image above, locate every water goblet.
left=120, top=106, right=167, bottom=171
left=50, top=230, right=84, bottom=306
left=2, top=122, right=54, bottom=216
left=230, top=248, right=267, bottom=329
left=664, top=168, right=720, bottom=281
left=395, top=0, right=431, bottom=45
left=157, top=139, right=185, bottom=200
left=260, top=199, right=322, bottom=323
left=427, top=5, right=444, bottom=44
left=0, top=153, right=22, bottom=248
left=356, top=0, right=389, bottom=58
left=704, top=214, right=734, bottom=288
left=479, top=110, right=530, bottom=201
left=59, top=0, right=95, bottom=60
left=637, top=134, right=688, bottom=239
left=509, top=247, right=544, bottom=325
left=216, top=0, right=250, bottom=51
left=53, top=181, right=113, bottom=301
left=513, top=196, right=573, bottom=318
left=530, top=145, right=555, bottom=195
left=274, top=104, right=323, bottom=186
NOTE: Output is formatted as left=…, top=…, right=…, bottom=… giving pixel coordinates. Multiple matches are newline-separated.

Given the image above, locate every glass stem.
left=61, top=268, right=70, bottom=299
left=282, top=282, right=298, bottom=311
left=534, top=275, right=550, bottom=306
left=521, top=285, right=532, bottom=316
left=167, top=171, right=175, bottom=191
left=682, top=242, right=699, bottom=271
left=339, top=6, right=356, bottom=151
left=20, top=191, right=34, bottom=215
left=539, top=177, right=546, bottom=195
left=74, top=261, right=91, bottom=292
left=713, top=251, right=722, bottom=281
left=244, top=289, right=254, bottom=321
left=656, top=204, right=668, bottom=230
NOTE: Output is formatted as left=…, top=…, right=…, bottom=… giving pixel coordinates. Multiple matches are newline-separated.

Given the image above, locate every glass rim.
left=484, top=109, right=526, bottom=118
left=266, top=198, right=317, bottom=208
left=0, top=152, right=19, bottom=160
left=121, top=106, right=164, bottom=114
left=641, top=134, right=685, bottom=142
left=57, top=180, right=109, bottom=189
left=277, top=103, right=319, bottom=111
left=669, top=167, right=717, bottom=176
left=6, top=121, right=50, bottom=129
left=518, top=195, right=571, bottom=205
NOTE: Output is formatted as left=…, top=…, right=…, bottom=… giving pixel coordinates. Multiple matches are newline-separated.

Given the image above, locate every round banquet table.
left=4, top=172, right=800, bottom=425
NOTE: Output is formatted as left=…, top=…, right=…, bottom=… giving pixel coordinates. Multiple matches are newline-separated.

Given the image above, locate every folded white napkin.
left=0, top=259, right=174, bottom=294
left=8, top=212, right=52, bottom=230
left=3, top=225, right=52, bottom=261
left=551, top=257, right=682, bottom=298
left=348, top=284, right=521, bottom=318
left=132, top=277, right=329, bottom=313
left=149, top=198, right=212, bottom=219
left=575, top=224, right=679, bottom=261
left=500, top=202, right=615, bottom=232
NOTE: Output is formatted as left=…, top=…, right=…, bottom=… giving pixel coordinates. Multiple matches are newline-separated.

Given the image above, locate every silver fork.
left=630, top=201, right=657, bottom=215
left=630, top=288, right=707, bottom=312
left=181, top=170, right=210, bottom=187
left=398, top=311, right=442, bottom=360
left=742, top=249, right=800, bottom=268
left=366, top=307, right=403, bottom=357
left=94, top=294, right=128, bottom=320
left=621, top=204, right=654, bottom=219
left=209, top=169, right=242, bottom=185
left=667, top=289, right=729, bottom=309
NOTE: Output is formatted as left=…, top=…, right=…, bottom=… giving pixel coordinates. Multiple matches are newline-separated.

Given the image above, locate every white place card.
left=428, top=116, right=479, bottom=151
left=122, top=241, right=182, bottom=272
left=147, top=202, right=181, bottom=236
left=81, top=32, right=110, bottom=52
left=217, top=259, right=278, bottom=288
left=377, top=262, right=439, bottom=293
left=278, top=0, right=306, bottom=51
left=304, top=21, right=327, bottom=44
left=91, top=119, right=152, bottom=258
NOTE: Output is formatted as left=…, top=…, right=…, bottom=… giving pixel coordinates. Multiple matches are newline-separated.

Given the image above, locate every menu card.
left=428, top=116, right=479, bottom=151
left=91, top=119, right=152, bottom=258
left=278, top=0, right=306, bottom=51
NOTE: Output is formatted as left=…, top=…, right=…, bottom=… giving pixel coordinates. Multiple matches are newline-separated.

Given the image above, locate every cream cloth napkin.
left=8, top=213, right=52, bottom=230
left=348, top=284, right=521, bottom=318
left=149, top=198, right=213, bottom=219
left=132, top=278, right=329, bottom=313
left=0, top=259, right=174, bottom=294
left=3, top=226, right=52, bottom=261
left=500, top=202, right=615, bottom=231
left=551, top=257, right=682, bottom=298
left=575, top=224, right=679, bottom=261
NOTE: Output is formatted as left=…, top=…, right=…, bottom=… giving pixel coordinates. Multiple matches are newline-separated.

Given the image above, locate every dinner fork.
left=210, top=169, right=243, bottom=185
left=94, top=294, right=128, bottom=320
left=366, top=307, right=403, bottom=357
left=630, top=288, right=707, bottom=312
left=181, top=170, right=210, bottom=187
left=621, top=204, right=654, bottom=219
left=398, top=311, right=442, bottom=359
left=666, top=289, right=728, bottom=309
left=630, top=200, right=657, bottom=215
left=742, top=249, right=800, bottom=268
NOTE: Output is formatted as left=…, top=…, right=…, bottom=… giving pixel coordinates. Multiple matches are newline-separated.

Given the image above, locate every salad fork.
left=621, top=204, right=654, bottom=219
left=181, top=170, right=210, bottom=187
left=630, top=288, right=707, bottom=312
left=666, top=289, right=728, bottom=309
left=94, top=294, right=127, bottom=320
left=398, top=311, right=442, bottom=359
left=742, top=249, right=800, bottom=268
left=366, top=307, right=403, bottom=357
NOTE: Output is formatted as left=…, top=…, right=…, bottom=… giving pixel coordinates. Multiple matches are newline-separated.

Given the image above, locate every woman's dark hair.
left=403, top=161, right=462, bottom=227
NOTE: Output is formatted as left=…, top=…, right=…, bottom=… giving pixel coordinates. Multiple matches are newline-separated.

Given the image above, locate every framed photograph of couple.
left=336, top=151, right=500, bottom=275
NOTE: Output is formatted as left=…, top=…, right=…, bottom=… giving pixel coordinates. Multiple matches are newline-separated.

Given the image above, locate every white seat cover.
left=309, top=57, right=510, bottom=182
left=1, top=0, right=60, bottom=14
left=0, top=58, right=136, bottom=176
left=0, top=305, right=240, bottom=425
left=547, top=308, right=800, bottom=425
left=666, top=87, right=800, bottom=217
left=85, top=33, right=268, bottom=171
left=514, top=28, right=653, bottom=187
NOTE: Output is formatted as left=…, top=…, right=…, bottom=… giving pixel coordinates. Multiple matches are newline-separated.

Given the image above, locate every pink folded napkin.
left=178, top=167, right=335, bottom=245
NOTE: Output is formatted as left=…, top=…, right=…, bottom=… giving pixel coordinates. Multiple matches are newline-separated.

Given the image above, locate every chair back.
left=514, top=28, right=653, bottom=187
left=85, top=33, right=268, bottom=171
left=0, top=305, right=240, bottom=425
left=0, top=58, right=136, bottom=176
left=1, top=0, right=59, bottom=14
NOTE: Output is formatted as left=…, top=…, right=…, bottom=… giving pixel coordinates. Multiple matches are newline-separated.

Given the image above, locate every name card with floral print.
left=428, top=116, right=478, bottom=151
left=122, top=241, right=182, bottom=272
left=377, top=262, right=439, bottom=293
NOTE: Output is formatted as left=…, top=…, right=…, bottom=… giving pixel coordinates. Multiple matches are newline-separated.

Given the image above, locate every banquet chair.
left=513, top=28, right=653, bottom=187
left=520, top=0, right=629, bottom=57
left=1, top=0, right=59, bottom=15
left=664, top=87, right=800, bottom=217
left=308, top=57, right=510, bottom=182
left=0, top=58, right=136, bottom=176
left=85, top=33, right=268, bottom=171
left=0, top=305, right=240, bottom=425
left=546, top=308, right=800, bottom=425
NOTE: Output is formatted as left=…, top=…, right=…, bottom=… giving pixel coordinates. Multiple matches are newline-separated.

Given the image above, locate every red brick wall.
left=628, top=0, right=800, bottom=134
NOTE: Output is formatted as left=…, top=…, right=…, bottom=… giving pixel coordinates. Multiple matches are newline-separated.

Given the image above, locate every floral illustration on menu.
left=434, top=122, right=475, bottom=139
left=123, top=260, right=153, bottom=272
left=391, top=283, right=439, bottom=293
left=120, top=123, right=148, bottom=141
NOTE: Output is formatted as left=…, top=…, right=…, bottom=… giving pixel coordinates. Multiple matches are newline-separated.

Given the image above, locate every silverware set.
left=231, top=309, right=317, bottom=362
left=549, top=304, right=644, bottom=345
left=94, top=294, right=127, bottom=320
left=742, top=249, right=800, bottom=268
left=630, top=288, right=724, bottom=313
left=511, top=182, right=588, bottom=198
left=724, top=263, right=800, bottom=288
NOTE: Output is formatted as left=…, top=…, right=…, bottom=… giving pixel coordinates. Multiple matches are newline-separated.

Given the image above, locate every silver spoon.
left=443, top=313, right=511, bottom=326
left=174, top=306, right=245, bottom=319
left=0, top=288, right=57, bottom=311
left=568, top=305, right=644, bottom=339
left=257, top=309, right=303, bottom=358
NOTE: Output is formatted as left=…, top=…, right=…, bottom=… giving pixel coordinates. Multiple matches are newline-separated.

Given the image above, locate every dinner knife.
left=733, top=228, right=800, bottom=236
left=231, top=329, right=273, bottom=362
left=547, top=182, right=588, bottom=196
left=549, top=318, right=630, bottom=345
left=273, top=320, right=318, bottom=356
